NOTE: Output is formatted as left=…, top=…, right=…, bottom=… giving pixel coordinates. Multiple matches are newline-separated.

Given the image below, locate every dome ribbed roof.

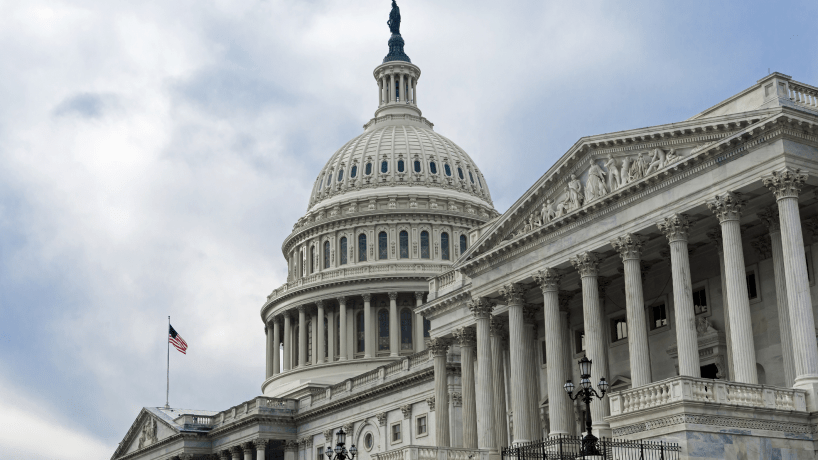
left=307, top=121, right=493, bottom=212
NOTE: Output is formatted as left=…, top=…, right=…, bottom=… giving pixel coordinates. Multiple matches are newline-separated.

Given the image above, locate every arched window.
left=397, top=160, right=405, bottom=172
left=365, top=162, right=372, bottom=175
left=460, top=234, right=468, bottom=255
left=378, top=231, right=388, bottom=260
left=381, top=161, right=388, bottom=173
left=441, top=232, right=450, bottom=260
left=399, top=230, right=409, bottom=259
left=420, top=231, right=430, bottom=259
left=423, top=318, right=431, bottom=337
left=444, top=164, right=452, bottom=176
left=319, top=178, right=323, bottom=190
left=294, top=325, right=299, bottom=364
left=323, top=241, right=330, bottom=269
left=414, top=160, right=421, bottom=173
left=310, top=246, right=315, bottom=273
left=469, top=171, right=474, bottom=183
left=429, top=162, right=437, bottom=174
left=327, top=174, right=332, bottom=185
left=351, top=165, right=358, bottom=178
left=307, top=320, right=312, bottom=361
left=457, top=167, right=464, bottom=180
left=356, top=311, right=365, bottom=353
left=336, top=314, right=341, bottom=357
left=378, top=309, right=389, bottom=351
left=324, top=317, right=329, bottom=359
left=400, top=309, right=413, bottom=350
left=340, top=237, right=348, bottom=265
left=338, top=169, right=344, bottom=182
left=477, top=174, right=482, bottom=188
left=359, top=234, right=367, bottom=262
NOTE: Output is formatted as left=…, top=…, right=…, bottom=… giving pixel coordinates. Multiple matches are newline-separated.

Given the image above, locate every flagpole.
left=165, top=315, right=170, bottom=409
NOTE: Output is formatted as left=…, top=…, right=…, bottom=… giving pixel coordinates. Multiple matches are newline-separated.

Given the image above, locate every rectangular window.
left=416, top=416, right=427, bottom=435
left=391, top=422, right=402, bottom=443
left=611, top=318, right=628, bottom=341
left=692, top=287, right=708, bottom=315
left=746, top=272, right=758, bottom=300
left=650, top=303, right=668, bottom=330
left=318, top=447, right=324, bottom=458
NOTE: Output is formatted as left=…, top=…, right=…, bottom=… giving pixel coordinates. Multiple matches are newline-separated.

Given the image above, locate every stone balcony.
left=373, top=445, right=489, bottom=460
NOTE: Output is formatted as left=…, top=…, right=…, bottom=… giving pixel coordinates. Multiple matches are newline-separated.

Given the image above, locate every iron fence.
left=501, top=435, right=680, bottom=460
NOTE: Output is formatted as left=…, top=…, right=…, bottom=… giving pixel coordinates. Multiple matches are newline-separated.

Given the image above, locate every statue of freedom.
left=387, top=1, right=401, bottom=34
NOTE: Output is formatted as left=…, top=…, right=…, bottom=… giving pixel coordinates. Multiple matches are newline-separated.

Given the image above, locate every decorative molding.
left=376, top=412, right=387, bottom=426
left=612, top=413, right=812, bottom=437
left=499, top=283, right=524, bottom=305
left=707, top=192, right=746, bottom=223
left=427, top=338, right=451, bottom=357
left=533, top=268, right=562, bottom=292
left=611, top=233, right=646, bottom=261
left=468, top=297, right=493, bottom=319
left=450, top=392, right=462, bottom=407
left=426, top=396, right=435, bottom=412
left=570, top=251, right=603, bottom=277
left=400, top=404, right=412, bottom=419
left=454, top=327, right=476, bottom=348
left=657, top=214, right=692, bottom=243
left=761, top=167, right=809, bottom=200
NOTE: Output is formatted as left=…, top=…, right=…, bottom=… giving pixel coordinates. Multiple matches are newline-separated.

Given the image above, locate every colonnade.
left=429, top=167, right=816, bottom=447
left=378, top=71, right=417, bottom=105
left=265, top=292, right=428, bottom=377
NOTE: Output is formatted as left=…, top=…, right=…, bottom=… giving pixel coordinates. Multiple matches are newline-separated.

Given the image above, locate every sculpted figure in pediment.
left=645, top=148, right=666, bottom=175
left=628, top=152, right=647, bottom=182
left=665, top=148, right=679, bottom=164
left=541, top=199, right=555, bottom=224
left=137, top=417, right=158, bottom=449
left=566, top=174, right=584, bottom=211
left=604, top=155, right=621, bottom=191
left=585, top=161, right=608, bottom=202
left=620, top=156, right=631, bottom=186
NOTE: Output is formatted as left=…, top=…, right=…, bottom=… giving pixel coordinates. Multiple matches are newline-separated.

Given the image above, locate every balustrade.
left=789, top=81, right=818, bottom=109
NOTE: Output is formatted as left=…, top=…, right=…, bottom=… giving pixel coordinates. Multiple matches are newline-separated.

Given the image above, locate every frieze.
left=611, top=413, right=812, bottom=437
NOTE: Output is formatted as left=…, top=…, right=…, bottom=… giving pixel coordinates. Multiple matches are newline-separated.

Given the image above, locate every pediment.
left=114, top=408, right=180, bottom=459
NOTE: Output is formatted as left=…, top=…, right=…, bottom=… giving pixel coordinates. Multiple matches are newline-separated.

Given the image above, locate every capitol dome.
left=260, top=9, right=497, bottom=397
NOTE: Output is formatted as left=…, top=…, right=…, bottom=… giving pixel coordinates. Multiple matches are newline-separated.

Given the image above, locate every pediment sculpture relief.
left=137, top=418, right=158, bottom=450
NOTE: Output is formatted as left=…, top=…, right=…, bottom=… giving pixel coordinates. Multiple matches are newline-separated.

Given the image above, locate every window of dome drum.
left=381, top=161, right=388, bottom=173
left=335, top=315, right=340, bottom=355
left=441, top=232, right=450, bottom=260
left=378, top=232, right=388, bottom=259
left=378, top=309, right=389, bottom=351
left=356, top=312, right=365, bottom=352
left=457, top=167, right=464, bottom=180
left=413, top=160, right=421, bottom=172
left=324, top=317, right=329, bottom=358
left=468, top=171, right=474, bottom=183
left=459, top=234, right=467, bottom=254
left=477, top=175, right=482, bottom=187
left=340, top=237, right=348, bottom=265
left=429, top=161, right=437, bottom=174
left=423, top=318, right=431, bottom=337
left=350, top=165, right=357, bottom=178
left=310, top=247, right=315, bottom=273
left=327, top=174, right=331, bottom=185
left=324, top=241, right=330, bottom=269
left=420, top=231, right=430, bottom=259
left=337, top=169, right=344, bottom=182
left=307, top=321, right=313, bottom=360
left=365, top=163, right=372, bottom=175
left=397, top=159, right=405, bottom=172
left=401, top=309, right=412, bottom=349
left=399, top=230, right=409, bottom=258
left=358, top=234, right=367, bottom=261
left=444, top=164, right=451, bottom=176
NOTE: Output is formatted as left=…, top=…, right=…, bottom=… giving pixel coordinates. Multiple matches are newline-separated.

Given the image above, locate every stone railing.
left=374, top=446, right=488, bottom=460
left=214, top=396, right=297, bottom=426
left=788, top=80, right=818, bottom=110
left=267, top=264, right=450, bottom=302
left=175, top=414, right=216, bottom=430
left=609, top=376, right=807, bottom=416
left=427, top=269, right=471, bottom=301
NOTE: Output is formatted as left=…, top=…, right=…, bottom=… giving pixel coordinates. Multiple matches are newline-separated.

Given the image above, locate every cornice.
left=416, top=289, right=472, bottom=320
left=206, top=413, right=296, bottom=437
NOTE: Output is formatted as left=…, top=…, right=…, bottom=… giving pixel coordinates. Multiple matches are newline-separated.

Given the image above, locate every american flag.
left=169, top=324, right=188, bottom=354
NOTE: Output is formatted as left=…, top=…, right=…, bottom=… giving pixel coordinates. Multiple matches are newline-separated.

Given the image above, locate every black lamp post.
left=564, top=356, right=609, bottom=456
left=325, top=428, right=357, bottom=460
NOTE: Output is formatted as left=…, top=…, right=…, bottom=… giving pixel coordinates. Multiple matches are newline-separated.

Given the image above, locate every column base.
left=793, top=375, right=818, bottom=411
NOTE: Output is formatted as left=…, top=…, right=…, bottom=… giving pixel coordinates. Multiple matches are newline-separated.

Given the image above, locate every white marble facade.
left=112, top=7, right=818, bottom=460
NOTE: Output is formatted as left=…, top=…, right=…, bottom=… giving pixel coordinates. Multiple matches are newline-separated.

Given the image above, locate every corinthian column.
left=657, top=214, right=701, bottom=378
left=254, top=439, right=267, bottom=460
left=455, top=327, right=477, bottom=449
left=298, top=305, right=307, bottom=367
left=272, top=317, right=280, bottom=376
left=316, top=300, right=326, bottom=364
left=490, top=317, right=508, bottom=447
left=706, top=228, right=734, bottom=379
left=534, top=268, right=570, bottom=436
left=470, top=298, right=497, bottom=452
left=265, top=322, right=273, bottom=379
left=558, top=290, right=577, bottom=435
left=363, top=294, right=373, bottom=359
left=762, top=168, right=818, bottom=399
left=389, top=292, right=399, bottom=357
left=338, top=297, right=348, bottom=361
left=500, top=282, right=532, bottom=443
left=429, top=337, right=451, bottom=447
left=611, top=234, right=652, bottom=387
left=569, top=252, right=610, bottom=436
left=708, top=193, right=757, bottom=384
left=523, top=306, right=542, bottom=439
left=283, top=312, right=292, bottom=371
left=758, top=207, right=796, bottom=387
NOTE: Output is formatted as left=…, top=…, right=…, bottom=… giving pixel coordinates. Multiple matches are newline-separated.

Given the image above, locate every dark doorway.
left=701, top=363, right=719, bottom=379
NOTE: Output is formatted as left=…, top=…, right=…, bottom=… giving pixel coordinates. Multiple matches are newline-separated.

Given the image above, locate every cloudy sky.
left=0, top=0, right=815, bottom=458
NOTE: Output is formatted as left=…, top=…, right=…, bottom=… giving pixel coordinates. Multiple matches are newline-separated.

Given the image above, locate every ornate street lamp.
left=564, top=356, right=609, bottom=456
left=326, top=428, right=356, bottom=460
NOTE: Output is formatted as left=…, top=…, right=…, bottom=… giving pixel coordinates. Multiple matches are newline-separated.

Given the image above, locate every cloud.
left=53, top=92, right=118, bottom=118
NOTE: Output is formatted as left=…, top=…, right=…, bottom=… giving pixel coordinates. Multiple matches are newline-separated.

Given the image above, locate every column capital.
left=343, top=422, right=355, bottom=434
left=376, top=412, right=388, bottom=426
left=427, top=337, right=451, bottom=357
left=757, top=207, right=781, bottom=233
left=180, top=454, right=194, bottom=460
left=415, top=291, right=425, bottom=301
left=570, top=251, right=603, bottom=277
left=219, top=450, right=232, bottom=460
left=558, top=290, right=578, bottom=312
left=388, top=291, right=398, bottom=301
left=336, top=296, right=346, bottom=305
left=362, top=293, right=372, bottom=302
left=611, top=233, right=647, bottom=261
left=315, top=299, right=324, bottom=308
left=533, top=267, right=562, bottom=292
left=297, top=304, right=308, bottom=313
left=230, top=446, right=243, bottom=455
left=705, top=227, right=724, bottom=249
left=454, top=326, right=477, bottom=347
left=401, top=404, right=412, bottom=419
left=751, top=235, right=772, bottom=259
left=284, top=440, right=299, bottom=452
left=707, top=192, right=746, bottom=223
left=450, top=392, right=463, bottom=407
left=468, top=297, right=494, bottom=319
left=658, top=213, right=693, bottom=242
left=253, top=439, right=268, bottom=450
left=499, top=282, right=525, bottom=305
left=489, top=315, right=506, bottom=337
left=426, top=396, right=436, bottom=411
left=805, top=216, right=818, bottom=239
left=762, top=167, right=809, bottom=200
left=323, top=429, right=333, bottom=441
left=243, top=442, right=256, bottom=453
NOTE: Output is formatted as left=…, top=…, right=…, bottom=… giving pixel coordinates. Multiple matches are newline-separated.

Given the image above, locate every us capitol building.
left=112, top=4, right=818, bottom=460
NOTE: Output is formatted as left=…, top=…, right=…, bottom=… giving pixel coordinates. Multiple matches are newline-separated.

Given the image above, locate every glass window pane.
left=420, top=231, right=430, bottom=259
left=430, top=162, right=437, bottom=174
left=469, top=171, right=474, bottom=183
left=444, top=164, right=451, bottom=176
left=351, top=165, right=357, bottom=178
left=365, top=163, right=372, bottom=175
left=378, top=309, right=389, bottom=351
left=401, top=309, right=413, bottom=350
left=457, top=167, right=464, bottom=180
left=379, top=232, right=388, bottom=260
left=398, top=160, right=405, bottom=172
left=340, top=237, right=348, bottom=265
left=338, top=169, right=344, bottom=181
left=357, top=312, right=365, bottom=352
left=399, top=231, right=409, bottom=259
left=460, top=235, right=467, bottom=254
left=359, top=234, right=367, bottom=262
left=381, top=161, right=388, bottom=173
left=441, top=232, right=450, bottom=260
left=423, top=318, right=431, bottom=337
left=324, top=241, right=330, bottom=269
left=414, top=160, right=421, bottom=173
